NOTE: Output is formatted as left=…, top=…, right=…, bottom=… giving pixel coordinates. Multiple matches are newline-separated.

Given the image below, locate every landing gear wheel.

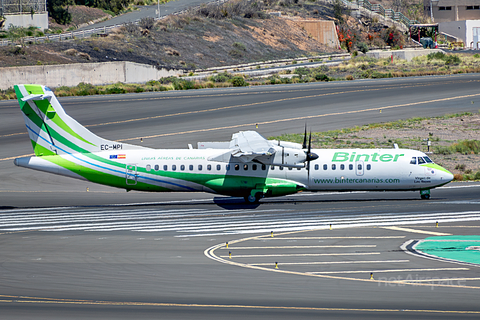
left=245, top=193, right=263, bottom=203
left=421, top=194, right=430, bottom=200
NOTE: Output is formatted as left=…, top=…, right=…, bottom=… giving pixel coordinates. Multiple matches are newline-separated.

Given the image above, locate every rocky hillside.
left=0, top=0, right=345, bottom=69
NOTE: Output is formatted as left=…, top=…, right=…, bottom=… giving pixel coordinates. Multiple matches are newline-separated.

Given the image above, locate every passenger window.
left=262, top=164, right=266, bottom=170
left=271, top=166, right=275, bottom=170
left=163, top=165, right=168, bottom=171
left=279, top=166, right=284, bottom=170
left=226, top=164, right=230, bottom=171
left=323, top=164, right=327, bottom=170
left=418, top=157, right=426, bottom=164
left=332, top=164, right=336, bottom=170
left=288, top=167, right=292, bottom=170
left=207, top=164, right=212, bottom=171
left=172, top=165, right=176, bottom=171
left=340, top=164, right=345, bottom=170
left=180, top=165, right=185, bottom=171
left=315, top=164, right=319, bottom=170
left=424, top=156, right=433, bottom=163
left=366, top=164, right=371, bottom=170
left=244, top=164, right=248, bottom=170
left=189, top=165, right=194, bottom=171
left=358, top=164, right=362, bottom=170
left=410, top=157, right=417, bottom=165
left=146, top=164, right=151, bottom=171
left=198, top=164, right=202, bottom=171
left=349, top=164, right=353, bottom=170
left=297, top=167, right=301, bottom=170
left=235, top=164, right=240, bottom=171
left=154, top=164, right=159, bottom=171
left=217, top=164, right=221, bottom=171
left=252, top=164, right=257, bottom=170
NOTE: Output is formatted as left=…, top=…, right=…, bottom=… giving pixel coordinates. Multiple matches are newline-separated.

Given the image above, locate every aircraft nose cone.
left=445, top=170, right=454, bottom=182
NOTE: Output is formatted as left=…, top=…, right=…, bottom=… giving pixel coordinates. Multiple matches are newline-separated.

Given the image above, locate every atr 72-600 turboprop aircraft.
left=13, top=84, right=454, bottom=203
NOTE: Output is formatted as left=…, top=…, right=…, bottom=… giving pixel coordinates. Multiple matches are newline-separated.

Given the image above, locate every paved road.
left=77, top=0, right=217, bottom=30
left=1, top=74, right=479, bottom=208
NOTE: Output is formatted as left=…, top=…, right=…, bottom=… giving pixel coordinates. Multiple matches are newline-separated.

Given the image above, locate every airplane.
left=13, top=84, right=454, bottom=203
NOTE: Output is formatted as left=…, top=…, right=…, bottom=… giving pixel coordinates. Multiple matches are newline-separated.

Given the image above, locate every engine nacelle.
left=259, top=146, right=307, bottom=168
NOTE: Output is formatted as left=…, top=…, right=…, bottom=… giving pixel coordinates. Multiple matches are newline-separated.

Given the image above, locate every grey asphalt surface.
left=77, top=0, right=218, bottom=30
left=1, top=76, right=480, bottom=319
left=0, top=186, right=479, bottom=319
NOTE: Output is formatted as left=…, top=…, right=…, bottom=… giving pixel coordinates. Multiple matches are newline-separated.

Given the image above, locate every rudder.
left=15, top=84, right=147, bottom=156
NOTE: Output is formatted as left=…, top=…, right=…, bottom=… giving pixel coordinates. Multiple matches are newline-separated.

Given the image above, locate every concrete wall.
left=294, top=20, right=340, bottom=48
left=0, top=61, right=184, bottom=90
left=4, top=13, right=48, bottom=30
left=367, top=49, right=444, bottom=62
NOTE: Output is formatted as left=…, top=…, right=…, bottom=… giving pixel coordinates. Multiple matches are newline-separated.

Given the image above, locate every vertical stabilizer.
left=14, top=84, right=148, bottom=156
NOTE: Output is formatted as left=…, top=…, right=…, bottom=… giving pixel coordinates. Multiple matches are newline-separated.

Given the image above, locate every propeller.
left=303, top=129, right=318, bottom=180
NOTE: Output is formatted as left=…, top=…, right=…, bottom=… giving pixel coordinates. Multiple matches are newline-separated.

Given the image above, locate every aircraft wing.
left=229, top=131, right=275, bottom=161
left=207, top=131, right=306, bottom=167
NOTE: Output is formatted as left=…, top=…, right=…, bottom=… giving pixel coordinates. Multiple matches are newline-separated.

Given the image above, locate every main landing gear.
left=245, top=192, right=264, bottom=203
left=420, top=189, right=431, bottom=200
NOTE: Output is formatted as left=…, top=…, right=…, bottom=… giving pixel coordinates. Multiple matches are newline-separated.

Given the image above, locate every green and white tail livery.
left=14, top=84, right=454, bottom=203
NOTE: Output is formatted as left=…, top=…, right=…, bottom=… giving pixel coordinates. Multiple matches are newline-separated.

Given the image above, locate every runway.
left=1, top=75, right=480, bottom=318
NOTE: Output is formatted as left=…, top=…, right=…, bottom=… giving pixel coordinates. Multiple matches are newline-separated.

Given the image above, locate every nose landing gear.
left=420, top=189, right=431, bottom=200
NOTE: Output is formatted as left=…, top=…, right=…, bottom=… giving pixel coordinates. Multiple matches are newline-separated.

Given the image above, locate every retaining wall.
left=294, top=20, right=340, bottom=48
left=367, top=49, right=444, bottom=62
left=3, top=13, right=48, bottom=30
left=0, top=61, right=184, bottom=90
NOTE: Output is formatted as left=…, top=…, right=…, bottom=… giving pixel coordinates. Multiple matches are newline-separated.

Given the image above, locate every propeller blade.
left=302, top=124, right=307, bottom=149
left=308, top=130, right=312, bottom=154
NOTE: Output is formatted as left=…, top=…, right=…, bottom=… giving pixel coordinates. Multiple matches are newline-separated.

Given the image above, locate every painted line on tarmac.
left=205, top=229, right=480, bottom=290
left=401, top=277, right=480, bottom=283
left=121, top=92, right=480, bottom=141
left=0, top=296, right=479, bottom=314
left=251, top=260, right=409, bottom=266
left=382, top=226, right=451, bottom=236
left=220, top=245, right=376, bottom=249
left=310, top=268, right=470, bottom=274
left=220, top=252, right=380, bottom=258
left=260, top=236, right=406, bottom=240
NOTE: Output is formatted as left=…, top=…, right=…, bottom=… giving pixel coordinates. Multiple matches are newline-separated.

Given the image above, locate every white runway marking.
left=221, top=245, right=376, bottom=249
left=0, top=207, right=479, bottom=236
left=220, top=252, right=381, bottom=258
left=382, top=226, right=451, bottom=236
left=309, top=268, right=470, bottom=274
left=252, top=260, right=410, bottom=266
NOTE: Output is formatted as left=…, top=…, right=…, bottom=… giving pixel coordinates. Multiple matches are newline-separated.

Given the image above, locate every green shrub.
left=314, top=73, right=329, bottom=81
left=210, top=72, right=232, bottom=83
left=230, top=76, right=248, bottom=87
left=105, top=86, right=126, bottom=94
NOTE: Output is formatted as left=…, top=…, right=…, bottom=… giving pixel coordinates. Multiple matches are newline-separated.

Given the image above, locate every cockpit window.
left=423, top=156, right=433, bottom=163
left=417, top=157, right=426, bottom=164
left=410, top=157, right=416, bottom=165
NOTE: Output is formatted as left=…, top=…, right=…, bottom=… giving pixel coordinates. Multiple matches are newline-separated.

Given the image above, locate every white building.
left=439, top=20, right=480, bottom=48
